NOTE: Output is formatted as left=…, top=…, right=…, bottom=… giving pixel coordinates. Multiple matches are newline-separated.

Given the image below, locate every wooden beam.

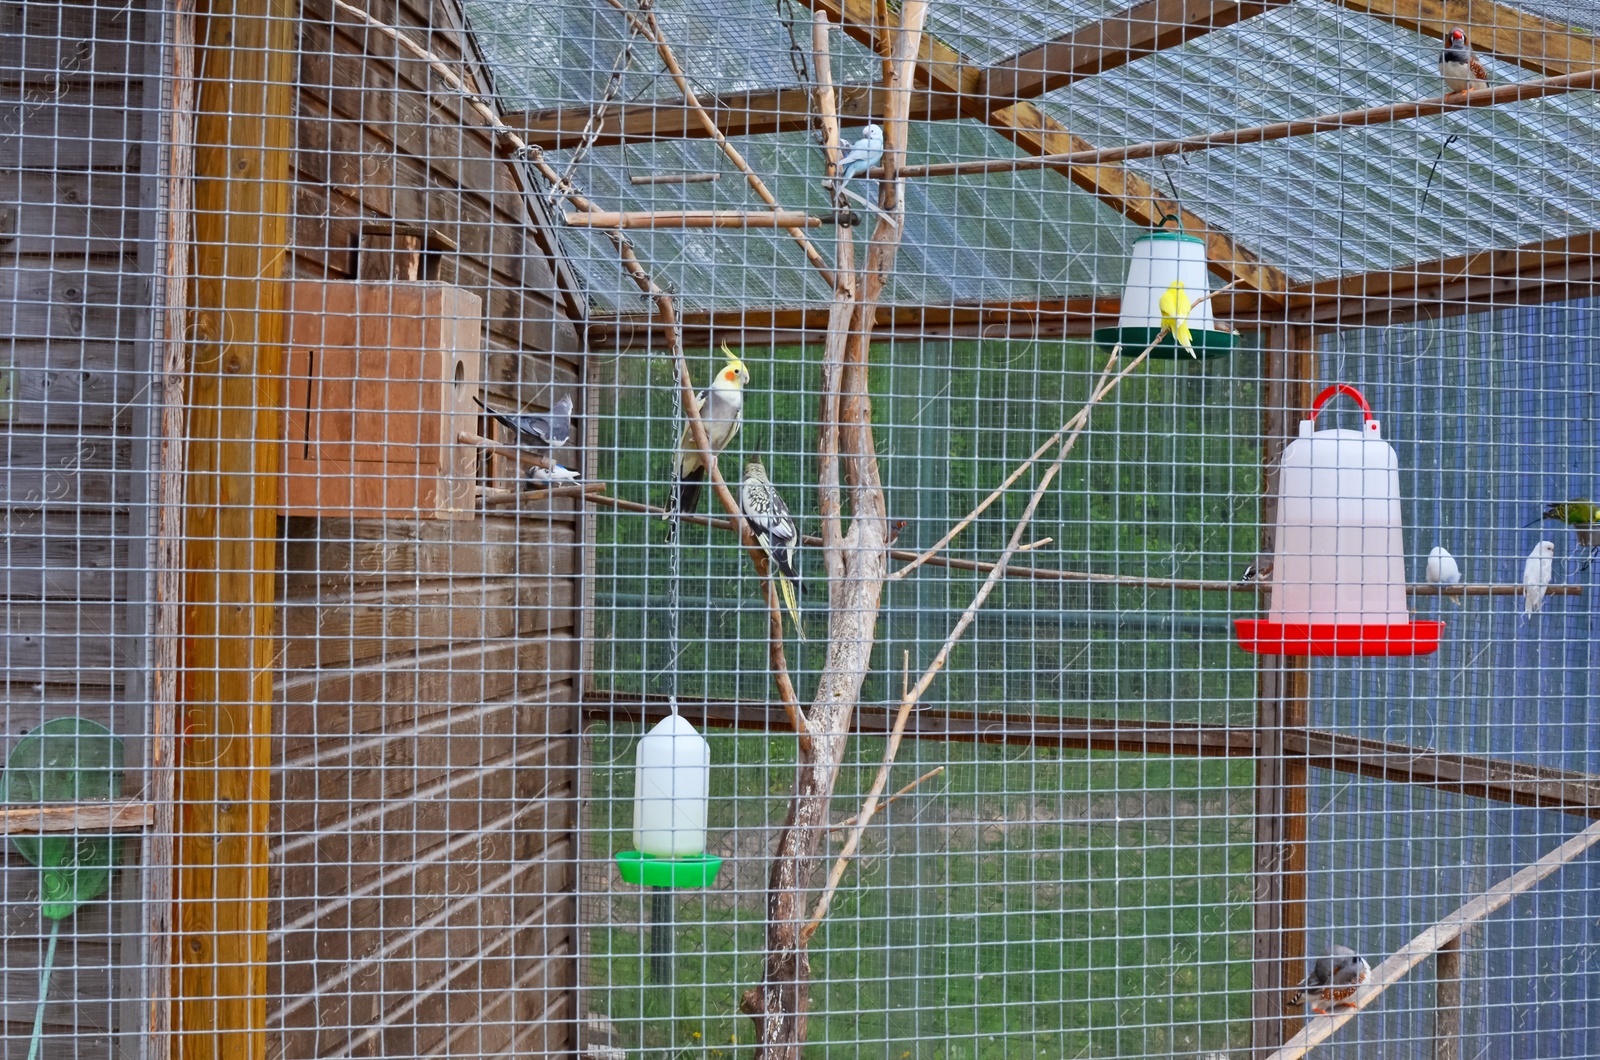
left=0, top=800, right=155, bottom=833
left=179, top=0, right=294, bottom=1053
left=563, top=209, right=824, bottom=229
left=800, top=0, right=1287, bottom=297
left=896, top=68, right=1600, bottom=180
left=1267, top=817, right=1600, bottom=1059
left=507, top=82, right=963, bottom=150
left=1434, top=936, right=1461, bottom=1060
left=982, top=0, right=1289, bottom=101
left=584, top=692, right=1600, bottom=820
left=1332, top=0, right=1600, bottom=78
left=585, top=229, right=1600, bottom=348
left=1252, top=324, right=1316, bottom=1057
left=1284, top=729, right=1600, bottom=818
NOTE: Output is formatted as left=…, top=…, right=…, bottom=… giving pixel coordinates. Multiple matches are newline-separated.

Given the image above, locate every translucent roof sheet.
left=465, top=0, right=1600, bottom=314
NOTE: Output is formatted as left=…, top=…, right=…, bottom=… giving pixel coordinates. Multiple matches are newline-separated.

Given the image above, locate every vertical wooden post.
left=1434, top=935, right=1462, bottom=1060
left=177, top=0, right=294, bottom=1054
left=1253, top=325, right=1316, bottom=1056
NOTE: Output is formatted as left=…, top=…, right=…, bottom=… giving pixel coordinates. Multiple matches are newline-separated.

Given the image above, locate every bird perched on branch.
left=475, top=392, right=574, bottom=450
left=1240, top=554, right=1273, bottom=586
left=1286, top=946, right=1370, bottom=1015
left=665, top=346, right=749, bottom=529
left=740, top=458, right=804, bottom=641
left=1426, top=545, right=1463, bottom=606
left=830, top=124, right=883, bottom=194
left=1439, top=28, right=1489, bottom=94
left=1523, top=540, right=1555, bottom=619
left=524, top=462, right=580, bottom=489
left=1158, top=280, right=1197, bottom=358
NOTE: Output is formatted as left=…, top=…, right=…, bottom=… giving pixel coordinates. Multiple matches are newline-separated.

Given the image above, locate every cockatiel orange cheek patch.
left=725, top=369, right=738, bottom=382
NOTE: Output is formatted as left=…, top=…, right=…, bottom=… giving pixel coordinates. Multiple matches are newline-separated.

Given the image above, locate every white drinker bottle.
left=632, top=714, right=710, bottom=858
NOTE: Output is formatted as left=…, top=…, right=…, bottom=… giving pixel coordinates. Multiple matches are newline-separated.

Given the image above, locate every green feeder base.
left=615, top=851, right=723, bottom=889
left=1094, top=326, right=1239, bottom=361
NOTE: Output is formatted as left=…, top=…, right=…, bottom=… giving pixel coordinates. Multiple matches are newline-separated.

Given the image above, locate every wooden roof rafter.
left=1332, top=0, right=1600, bottom=77
left=506, top=0, right=1289, bottom=297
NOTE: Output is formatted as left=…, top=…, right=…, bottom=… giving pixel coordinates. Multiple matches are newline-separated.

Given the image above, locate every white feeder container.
left=632, top=713, right=710, bottom=858
left=1093, top=221, right=1238, bottom=360
left=1235, top=384, right=1441, bottom=657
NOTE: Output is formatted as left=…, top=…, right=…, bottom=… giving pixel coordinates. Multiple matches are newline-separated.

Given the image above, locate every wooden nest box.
left=281, top=281, right=482, bottom=518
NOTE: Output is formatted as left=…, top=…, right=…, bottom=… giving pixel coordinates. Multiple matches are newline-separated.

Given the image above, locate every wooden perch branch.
left=602, top=0, right=838, bottom=288
left=628, top=172, right=721, bottom=185
left=826, top=766, right=945, bottom=832
left=1267, top=816, right=1600, bottom=1060
left=564, top=209, right=823, bottom=229
left=891, top=69, right=1600, bottom=180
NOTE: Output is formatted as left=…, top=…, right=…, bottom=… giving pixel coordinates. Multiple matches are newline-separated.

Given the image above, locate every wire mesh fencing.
left=2, top=0, right=1600, bottom=1056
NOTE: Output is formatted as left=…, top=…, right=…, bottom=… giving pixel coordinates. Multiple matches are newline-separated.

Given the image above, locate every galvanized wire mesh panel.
left=4, top=0, right=1600, bottom=1056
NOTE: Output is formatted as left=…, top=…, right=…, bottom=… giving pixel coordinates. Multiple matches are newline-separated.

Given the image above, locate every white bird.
left=830, top=124, right=883, bottom=192
left=1523, top=540, right=1555, bottom=619
left=524, top=462, right=580, bottom=489
left=1425, top=546, right=1462, bottom=606
left=664, top=346, right=750, bottom=527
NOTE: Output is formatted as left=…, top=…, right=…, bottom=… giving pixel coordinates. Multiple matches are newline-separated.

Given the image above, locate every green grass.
left=585, top=732, right=1255, bottom=1058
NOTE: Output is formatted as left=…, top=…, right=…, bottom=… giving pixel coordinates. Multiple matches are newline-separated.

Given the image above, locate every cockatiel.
left=1426, top=545, right=1463, bottom=606
left=475, top=392, right=574, bottom=449
left=1285, top=946, right=1371, bottom=1015
left=1159, top=280, right=1197, bottom=358
left=830, top=124, right=884, bottom=192
left=1439, top=28, right=1489, bottom=94
left=1523, top=540, right=1555, bottom=619
left=665, top=346, right=749, bottom=527
left=739, top=459, right=804, bottom=641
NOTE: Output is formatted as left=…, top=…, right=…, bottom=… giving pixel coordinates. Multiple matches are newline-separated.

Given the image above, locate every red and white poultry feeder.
left=1235, top=384, right=1442, bottom=657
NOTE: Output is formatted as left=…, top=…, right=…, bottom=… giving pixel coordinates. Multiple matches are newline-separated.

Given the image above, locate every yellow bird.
left=1159, top=280, right=1197, bottom=358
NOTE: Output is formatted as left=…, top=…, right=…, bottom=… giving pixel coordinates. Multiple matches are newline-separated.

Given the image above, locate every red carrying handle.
left=1309, top=383, right=1374, bottom=423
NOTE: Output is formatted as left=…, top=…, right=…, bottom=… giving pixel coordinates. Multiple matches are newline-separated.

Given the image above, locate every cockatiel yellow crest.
left=664, top=345, right=749, bottom=531
left=1158, top=280, right=1196, bottom=358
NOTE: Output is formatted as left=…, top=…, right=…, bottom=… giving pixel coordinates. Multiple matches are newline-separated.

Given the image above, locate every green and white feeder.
left=1094, top=217, right=1239, bottom=360
left=615, top=713, right=721, bottom=984
left=3, top=718, right=123, bottom=1060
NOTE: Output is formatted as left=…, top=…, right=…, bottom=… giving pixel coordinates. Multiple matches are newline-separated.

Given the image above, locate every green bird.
left=739, top=459, right=804, bottom=642
left=1529, top=499, right=1600, bottom=549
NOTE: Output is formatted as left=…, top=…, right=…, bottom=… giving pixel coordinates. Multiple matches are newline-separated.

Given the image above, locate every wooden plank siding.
left=269, top=0, right=586, bottom=1050
left=0, top=0, right=157, bottom=1054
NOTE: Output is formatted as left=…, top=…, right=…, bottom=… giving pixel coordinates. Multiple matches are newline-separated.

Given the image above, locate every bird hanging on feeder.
left=1425, top=545, right=1463, bottom=606
left=475, top=392, right=574, bottom=450
left=1285, top=945, right=1371, bottom=1015
left=1158, top=280, right=1197, bottom=358
left=1523, top=540, right=1555, bottom=619
left=739, top=458, right=804, bottom=641
left=1439, top=28, right=1489, bottom=94
left=665, top=346, right=749, bottom=530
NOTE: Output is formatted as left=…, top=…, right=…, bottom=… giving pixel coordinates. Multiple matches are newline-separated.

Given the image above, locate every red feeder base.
left=1234, top=620, right=1443, bottom=657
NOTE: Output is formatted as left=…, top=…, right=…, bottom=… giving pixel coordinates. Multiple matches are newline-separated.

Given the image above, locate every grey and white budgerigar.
left=830, top=124, right=883, bottom=192
left=1426, top=545, right=1463, bottom=606
left=739, top=458, right=803, bottom=641
left=476, top=392, right=574, bottom=449
left=1523, top=540, right=1555, bottom=619
left=665, top=346, right=749, bottom=528
left=1285, top=945, right=1371, bottom=1015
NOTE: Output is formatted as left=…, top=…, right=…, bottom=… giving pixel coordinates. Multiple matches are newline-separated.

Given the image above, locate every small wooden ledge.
left=0, top=799, right=154, bottom=834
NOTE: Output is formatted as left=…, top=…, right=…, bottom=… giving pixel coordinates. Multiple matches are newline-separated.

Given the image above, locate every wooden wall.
left=0, top=0, right=156, bottom=1054
left=269, top=0, right=586, bottom=1054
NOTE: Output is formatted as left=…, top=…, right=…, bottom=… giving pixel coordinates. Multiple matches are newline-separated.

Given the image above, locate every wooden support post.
left=1434, top=935, right=1461, bottom=1060
left=1253, top=325, right=1317, bottom=1056
left=176, top=0, right=295, bottom=1054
